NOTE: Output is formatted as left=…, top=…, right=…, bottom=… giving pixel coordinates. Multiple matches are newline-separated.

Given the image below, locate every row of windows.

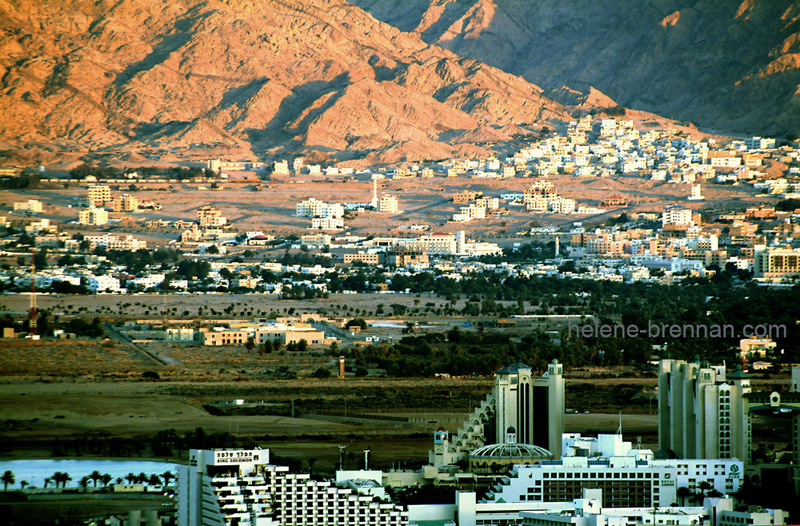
left=541, top=471, right=658, bottom=479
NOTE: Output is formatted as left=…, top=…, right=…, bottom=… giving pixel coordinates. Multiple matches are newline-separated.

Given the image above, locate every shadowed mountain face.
left=351, top=0, right=800, bottom=137
left=0, top=0, right=569, bottom=165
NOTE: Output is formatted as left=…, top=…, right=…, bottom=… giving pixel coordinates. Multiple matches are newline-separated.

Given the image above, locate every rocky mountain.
left=351, top=0, right=800, bottom=137
left=0, top=0, right=570, bottom=166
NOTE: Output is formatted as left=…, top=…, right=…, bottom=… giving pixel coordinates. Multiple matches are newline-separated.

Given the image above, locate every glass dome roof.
left=469, top=442, right=554, bottom=460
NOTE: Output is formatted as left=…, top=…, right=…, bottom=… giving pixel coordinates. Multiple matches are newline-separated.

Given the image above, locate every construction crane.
left=29, top=248, right=38, bottom=338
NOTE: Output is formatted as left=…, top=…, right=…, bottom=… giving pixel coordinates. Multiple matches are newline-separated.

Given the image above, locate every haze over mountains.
left=0, top=0, right=797, bottom=167
left=0, top=0, right=567, bottom=165
left=352, top=0, right=800, bottom=137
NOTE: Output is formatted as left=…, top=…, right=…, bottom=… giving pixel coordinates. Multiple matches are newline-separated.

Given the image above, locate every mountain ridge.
left=351, top=0, right=800, bottom=137
left=0, top=0, right=573, bottom=166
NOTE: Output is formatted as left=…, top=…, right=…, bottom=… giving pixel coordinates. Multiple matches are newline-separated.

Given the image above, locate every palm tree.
left=89, top=470, right=102, bottom=488
left=60, top=473, right=72, bottom=488
left=79, top=476, right=90, bottom=492
left=43, top=478, right=51, bottom=489
left=125, top=473, right=136, bottom=485
left=1, top=470, right=15, bottom=491
left=19, top=481, right=28, bottom=491
left=100, top=474, right=112, bottom=488
left=148, top=474, right=162, bottom=486
left=161, top=471, right=175, bottom=487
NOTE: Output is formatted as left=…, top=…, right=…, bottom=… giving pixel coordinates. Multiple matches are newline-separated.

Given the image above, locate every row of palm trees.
left=1, top=469, right=175, bottom=490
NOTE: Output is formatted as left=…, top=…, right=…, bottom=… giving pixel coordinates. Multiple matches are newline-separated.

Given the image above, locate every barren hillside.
left=0, top=0, right=569, bottom=166
left=352, top=0, right=800, bottom=136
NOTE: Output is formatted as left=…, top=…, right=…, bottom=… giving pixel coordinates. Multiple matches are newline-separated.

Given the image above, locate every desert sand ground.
left=0, top=171, right=778, bottom=243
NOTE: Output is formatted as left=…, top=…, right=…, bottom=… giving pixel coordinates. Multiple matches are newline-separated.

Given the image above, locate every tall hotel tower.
left=430, top=361, right=565, bottom=466
left=494, top=361, right=565, bottom=457
left=658, top=359, right=751, bottom=461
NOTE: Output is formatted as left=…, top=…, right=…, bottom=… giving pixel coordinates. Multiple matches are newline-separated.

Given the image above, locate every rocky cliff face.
left=0, top=0, right=569, bottom=165
left=352, top=0, right=800, bottom=137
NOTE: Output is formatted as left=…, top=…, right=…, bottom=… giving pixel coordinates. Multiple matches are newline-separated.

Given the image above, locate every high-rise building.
left=430, top=361, right=565, bottom=466
left=495, top=361, right=565, bottom=457
left=177, top=449, right=407, bottom=526
left=658, top=360, right=751, bottom=461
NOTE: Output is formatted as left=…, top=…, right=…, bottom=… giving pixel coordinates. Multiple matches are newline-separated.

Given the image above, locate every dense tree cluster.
left=338, top=278, right=800, bottom=376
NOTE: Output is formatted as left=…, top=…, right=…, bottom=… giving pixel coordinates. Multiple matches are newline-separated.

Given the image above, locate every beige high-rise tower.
left=658, top=359, right=751, bottom=461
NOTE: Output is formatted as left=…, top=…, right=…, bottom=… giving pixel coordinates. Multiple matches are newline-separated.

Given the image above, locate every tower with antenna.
left=29, top=248, right=38, bottom=339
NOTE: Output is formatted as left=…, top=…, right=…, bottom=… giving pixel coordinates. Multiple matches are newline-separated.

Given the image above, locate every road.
left=312, top=320, right=360, bottom=345
left=102, top=322, right=177, bottom=366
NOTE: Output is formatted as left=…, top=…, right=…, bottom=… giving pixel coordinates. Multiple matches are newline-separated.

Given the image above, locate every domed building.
left=468, top=427, right=554, bottom=474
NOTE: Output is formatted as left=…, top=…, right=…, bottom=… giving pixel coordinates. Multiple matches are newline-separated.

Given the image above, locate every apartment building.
left=199, top=206, right=227, bottom=228
left=112, top=194, right=139, bottom=212
left=343, top=252, right=381, bottom=265
left=88, top=184, right=112, bottom=206
left=753, top=245, right=800, bottom=279
left=78, top=206, right=109, bottom=226
left=662, top=205, right=694, bottom=228
left=207, top=159, right=246, bottom=172
left=453, top=190, right=482, bottom=204
left=311, top=217, right=344, bottom=230
left=379, top=195, right=399, bottom=214
left=13, top=199, right=43, bottom=213
left=296, top=198, right=344, bottom=219
left=82, top=234, right=147, bottom=251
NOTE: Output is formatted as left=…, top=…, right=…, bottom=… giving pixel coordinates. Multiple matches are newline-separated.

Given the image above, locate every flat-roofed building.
left=112, top=194, right=139, bottom=212
left=13, top=199, right=43, bottom=213
left=379, top=195, right=399, bottom=214
left=88, top=184, right=111, bottom=206
left=754, top=245, right=800, bottom=279
left=385, top=248, right=429, bottom=268
left=344, top=252, right=381, bottom=265
left=78, top=207, right=109, bottom=225
left=198, top=205, right=227, bottom=228
left=201, top=323, right=326, bottom=346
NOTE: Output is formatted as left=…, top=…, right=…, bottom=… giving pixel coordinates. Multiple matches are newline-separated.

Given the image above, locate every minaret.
left=370, top=179, right=379, bottom=209
left=554, top=236, right=560, bottom=257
